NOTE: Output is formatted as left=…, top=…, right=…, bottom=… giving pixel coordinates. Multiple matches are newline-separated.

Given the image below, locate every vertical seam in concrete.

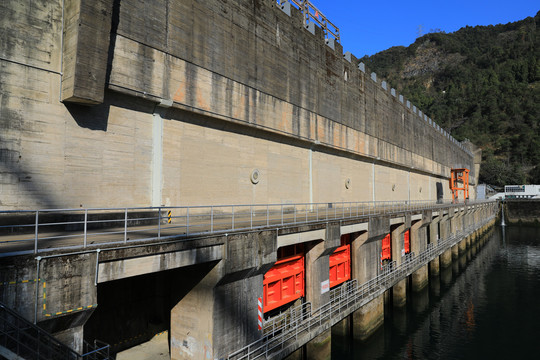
left=152, top=111, right=164, bottom=207
left=372, top=162, right=375, bottom=202
left=309, top=148, right=313, bottom=205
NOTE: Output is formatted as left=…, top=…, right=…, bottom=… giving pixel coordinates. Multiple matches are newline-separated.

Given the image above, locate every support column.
left=439, top=214, right=452, bottom=268
left=351, top=225, right=384, bottom=341
left=352, top=295, right=384, bottom=341
left=411, top=219, right=428, bottom=292
left=305, top=222, right=341, bottom=360
left=170, top=231, right=276, bottom=360
left=391, top=222, right=406, bottom=307
left=428, top=215, right=440, bottom=276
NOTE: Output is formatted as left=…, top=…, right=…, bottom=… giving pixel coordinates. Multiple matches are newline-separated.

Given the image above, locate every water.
left=332, top=226, right=540, bottom=359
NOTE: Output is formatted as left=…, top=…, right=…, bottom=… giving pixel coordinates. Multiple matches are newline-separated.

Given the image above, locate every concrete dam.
left=0, top=0, right=498, bottom=359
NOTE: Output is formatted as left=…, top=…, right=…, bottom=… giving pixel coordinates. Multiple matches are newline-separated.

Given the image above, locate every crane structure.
left=450, top=168, right=470, bottom=203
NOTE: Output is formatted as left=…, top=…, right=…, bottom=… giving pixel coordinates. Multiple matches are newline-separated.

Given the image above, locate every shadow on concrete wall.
left=65, top=102, right=110, bottom=131
left=0, top=133, right=61, bottom=210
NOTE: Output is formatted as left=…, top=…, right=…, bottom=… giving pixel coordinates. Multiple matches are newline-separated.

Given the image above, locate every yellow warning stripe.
left=46, top=304, right=97, bottom=317
left=1, top=279, right=39, bottom=286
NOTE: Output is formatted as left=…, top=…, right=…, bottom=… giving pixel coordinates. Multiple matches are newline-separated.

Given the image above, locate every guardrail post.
left=294, top=204, right=296, bottom=224
left=267, top=205, right=269, bottom=227
left=281, top=204, right=283, bottom=225
left=187, top=207, right=190, bottom=234
left=34, top=211, right=39, bottom=254
left=158, top=208, right=161, bottom=239
left=250, top=205, right=253, bottom=229
left=231, top=205, right=234, bottom=230
left=83, top=209, right=88, bottom=248
left=211, top=206, right=214, bottom=233
left=124, top=208, right=128, bottom=243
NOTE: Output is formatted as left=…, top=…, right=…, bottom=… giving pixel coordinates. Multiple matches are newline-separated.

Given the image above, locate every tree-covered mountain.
left=361, top=11, right=540, bottom=187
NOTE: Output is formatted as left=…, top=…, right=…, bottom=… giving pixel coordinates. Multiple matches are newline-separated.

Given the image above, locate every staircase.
left=0, top=302, right=109, bottom=360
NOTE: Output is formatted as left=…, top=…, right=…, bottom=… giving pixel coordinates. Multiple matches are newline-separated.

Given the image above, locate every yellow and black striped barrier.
left=167, top=211, right=172, bottom=223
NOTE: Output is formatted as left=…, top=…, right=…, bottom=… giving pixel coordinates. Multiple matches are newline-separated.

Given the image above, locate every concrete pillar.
left=411, top=219, right=428, bottom=292
left=458, top=238, right=467, bottom=255
left=350, top=229, right=384, bottom=341
left=284, top=348, right=304, bottom=360
left=305, top=240, right=330, bottom=312
left=331, top=316, right=351, bottom=355
left=304, top=222, right=341, bottom=360
left=439, top=215, right=452, bottom=268
left=350, top=231, right=373, bottom=284
left=391, top=222, right=406, bottom=307
left=352, top=295, right=384, bottom=341
left=306, top=329, right=331, bottom=360
left=428, top=216, right=440, bottom=276
left=170, top=231, right=276, bottom=360
left=171, top=263, right=221, bottom=360
left=451, top=244, right=459, bottom=260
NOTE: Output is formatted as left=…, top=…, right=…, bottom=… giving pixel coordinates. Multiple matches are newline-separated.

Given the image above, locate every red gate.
left=404, top=229, right=410, bottom=254
left=263, top=245, right=305, bottom=313
left=381, top=233, right=391, bottom=260
left=329, top=235, right=351, bottom=288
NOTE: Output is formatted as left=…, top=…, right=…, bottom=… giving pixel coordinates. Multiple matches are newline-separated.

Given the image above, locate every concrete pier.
left=428, top=215, right=441, bottom=276
left=391, top=221, right=407, bottom=307
left=352, top=295, right=384, bottom=341
left=306, top=329, right=332, bottom=360
left=411, top=218, right=428, bottom=292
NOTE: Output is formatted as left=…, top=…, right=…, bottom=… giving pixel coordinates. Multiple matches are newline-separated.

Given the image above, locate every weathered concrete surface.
left=391, top=222, right=406, bottom=307
left=429, top=215, right=441, bottom=275
left=352, top=295, right=384, bottom=341
left=305, top=328, right=331, bottom=360
left=411, top=219, right=428, bottom=292
left=305, top=240, right=330, bottom=312
left=61, top=0, right=114, bottom=104
left=0, top=0, right=476, bottom=211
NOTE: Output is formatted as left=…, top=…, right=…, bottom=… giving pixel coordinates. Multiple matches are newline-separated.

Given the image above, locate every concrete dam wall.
left=0, top=0, right=477, bottom=211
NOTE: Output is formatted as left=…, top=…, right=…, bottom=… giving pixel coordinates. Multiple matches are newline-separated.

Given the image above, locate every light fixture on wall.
left=419, top=187, right=422, bottom=193
left=345, top=178, right=351, bottom=189
left=251, top=169, right=260, bottom=184
left=392, top=184, right=396, bottom=191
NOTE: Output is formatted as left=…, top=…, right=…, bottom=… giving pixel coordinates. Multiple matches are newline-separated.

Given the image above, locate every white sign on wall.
left=321, top=280, right=330, bottom=294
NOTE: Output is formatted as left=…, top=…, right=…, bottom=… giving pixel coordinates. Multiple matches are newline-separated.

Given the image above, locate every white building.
left=504, top=185, right=540, bottom=199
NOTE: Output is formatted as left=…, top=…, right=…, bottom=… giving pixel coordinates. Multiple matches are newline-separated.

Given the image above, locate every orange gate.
left=329, top=235, right=351, bottom=288
left=263, top=245, right=305, bottom=313
left=404, top=229, right=410, bottom=254
left=381, top=233, right=391, bottom=261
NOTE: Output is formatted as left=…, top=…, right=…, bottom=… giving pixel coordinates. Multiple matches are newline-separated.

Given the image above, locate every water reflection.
left=332, top=226, right=540, bottom=359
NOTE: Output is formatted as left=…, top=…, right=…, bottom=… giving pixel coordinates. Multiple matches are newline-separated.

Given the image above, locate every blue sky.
left=310, top=0, right=539, bottom=57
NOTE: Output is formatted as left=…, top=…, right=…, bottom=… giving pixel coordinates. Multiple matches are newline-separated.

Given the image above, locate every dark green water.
left=332, top=226, right=540, bottom=359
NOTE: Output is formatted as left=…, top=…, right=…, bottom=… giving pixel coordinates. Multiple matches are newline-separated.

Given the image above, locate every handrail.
left=0, top=301, right=81, bottom=359
left=228, top=213, right=497, bottom=359
left=0, top=199, right=496, bottom=257
left=277, top=0, right=340, bottom=41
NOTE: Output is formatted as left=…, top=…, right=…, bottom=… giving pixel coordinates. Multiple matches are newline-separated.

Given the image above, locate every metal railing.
left=277, top=0, right=340, bottom=41
left=228, top=214, right=496, bottom=359
left=0, top=301, right=110, bottom=360
left=0, top=200, right=494, bottom=256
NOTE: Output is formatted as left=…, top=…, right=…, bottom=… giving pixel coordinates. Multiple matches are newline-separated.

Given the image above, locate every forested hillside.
left=361, top=11, right=540, bottom=186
